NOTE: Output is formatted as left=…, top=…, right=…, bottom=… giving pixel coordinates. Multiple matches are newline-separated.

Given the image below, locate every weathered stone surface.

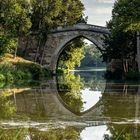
left=18, top=24, right=110, bottom=72
left=43, top=24, right=109, bottom=72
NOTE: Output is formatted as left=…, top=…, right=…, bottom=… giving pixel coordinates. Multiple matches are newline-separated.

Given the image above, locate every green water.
left=0, top=69, right=140, bottom=140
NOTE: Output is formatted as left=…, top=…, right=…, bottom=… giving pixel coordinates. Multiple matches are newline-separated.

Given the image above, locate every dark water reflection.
left=0, top=69, right=140, bottom=139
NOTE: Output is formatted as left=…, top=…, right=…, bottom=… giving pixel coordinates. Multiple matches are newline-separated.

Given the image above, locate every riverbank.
left=0, top=54, right=51, bottom=86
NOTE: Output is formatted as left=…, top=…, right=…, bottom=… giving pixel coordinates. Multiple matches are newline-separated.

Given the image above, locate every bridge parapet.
left=52, top=24, right=110, bottom=34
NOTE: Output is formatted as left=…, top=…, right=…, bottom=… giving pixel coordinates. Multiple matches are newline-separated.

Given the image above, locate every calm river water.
left=0, top=69, right=140, bottom=140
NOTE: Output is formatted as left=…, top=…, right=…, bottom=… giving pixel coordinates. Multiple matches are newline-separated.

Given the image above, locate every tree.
left=58, top=38, right=85, bottom=71
left=112, top=0, right=140, bottom=32
left=1, top=0, right=85, bottom=62
left=31, top=0, right=84, bottom=31
left=0, top=0, right=32, bottom=56
left=80, top=44, right=105, bottom=67
left=30, top=0, right=84, bottom=62
left=102, top=0, right=139, bottom=75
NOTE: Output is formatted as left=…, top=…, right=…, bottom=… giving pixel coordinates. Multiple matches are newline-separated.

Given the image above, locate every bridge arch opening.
left=56, top=36, right=106, bottom=115
left=56, top=35, right=106, bottom=72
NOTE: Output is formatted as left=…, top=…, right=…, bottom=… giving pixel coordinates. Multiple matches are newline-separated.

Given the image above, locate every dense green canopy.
left=0, top=0, right=84, bottom=55
left=31, top=0, right=84, bottom=31
left=0, top=0, right=31, bottom=54
left=102, top=0, right=139, bottom=75
left=112, top=0, right=140, bottom=32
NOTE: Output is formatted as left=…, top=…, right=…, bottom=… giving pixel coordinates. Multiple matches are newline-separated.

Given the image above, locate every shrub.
left=0, top=61, right=51, bottom=86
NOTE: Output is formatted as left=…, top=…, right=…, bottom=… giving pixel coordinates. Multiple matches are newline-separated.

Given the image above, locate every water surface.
left=0, top=68, right=140, bottom=139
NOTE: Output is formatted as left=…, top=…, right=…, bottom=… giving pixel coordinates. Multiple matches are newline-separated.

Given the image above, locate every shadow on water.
left=1, top=69, right=140, bottom=139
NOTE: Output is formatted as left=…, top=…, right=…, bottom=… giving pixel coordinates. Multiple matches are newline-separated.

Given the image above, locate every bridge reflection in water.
left=1, top=70, right=140, bottom=139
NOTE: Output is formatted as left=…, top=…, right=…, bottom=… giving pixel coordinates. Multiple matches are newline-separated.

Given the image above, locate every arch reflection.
left=57, top=70, right=106, bottom=115
left=0, top=73, right=140, bottom=139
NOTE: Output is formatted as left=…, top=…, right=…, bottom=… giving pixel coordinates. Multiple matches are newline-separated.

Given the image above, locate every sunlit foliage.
left=58, top=73, right=84, bottom=113
left=0, top=0, right=84, bottom=56
left=0, top=91, right=16, bottom=119
left=58, top=38, right=85, bottom=71
left=0, top=0, right=32, bottom=55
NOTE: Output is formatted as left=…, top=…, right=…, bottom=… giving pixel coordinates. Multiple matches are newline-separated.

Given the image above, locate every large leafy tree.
left=112, top=0, right=140, bottom=32
left=102, top=0, right=139, bottom=74
left=31, top=0, right=84, bottom=32
left=0, top=0, right=31, bottom=55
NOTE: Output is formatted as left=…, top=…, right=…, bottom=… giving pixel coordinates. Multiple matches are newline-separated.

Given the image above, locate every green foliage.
left=1, top=0, right=32, bottom=36
left=0, top=61, right=15, bottom=83
left=112, top=0, right=140, bottom=32
left=1, top=0, right=85, bottom=64
left=29, top=0, right=84, bottom=56
left=58, top=38, right=85, bottom=70
left=0, top=0, right=32, bottom=54
left=0, top=74, right=5, bottom=82
left=102, top=0, right=139, bottom=76
left=80, top=43, right=106, bottom=67
left=30, top=0, right=84, bottom=32
left=0, top=91, right=16, bottom=119
left=58, top=73, right=84, bottom=113
left=0, top=35, right=18, bottom=55
left=56, top=68, right=64, bottom=75
left=0, top=61, right=50, bottom=85
left=17, top=63, right=51, bottom=80
left=58, top=38, right=105, bottom=71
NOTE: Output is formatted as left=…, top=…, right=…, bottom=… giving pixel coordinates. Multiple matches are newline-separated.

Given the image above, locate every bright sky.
left=80, top=125, right=111, bottom=140
left=81, top=0, right=116, bottom=26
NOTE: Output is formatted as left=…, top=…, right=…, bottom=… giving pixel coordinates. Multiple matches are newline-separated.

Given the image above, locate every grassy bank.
left=0, top=54, right=51, bottom=86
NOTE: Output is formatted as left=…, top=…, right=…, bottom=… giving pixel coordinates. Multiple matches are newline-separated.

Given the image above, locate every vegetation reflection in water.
left=1, top=70, right=140, bottom=139
left=57, top=70, right=106, bottom=114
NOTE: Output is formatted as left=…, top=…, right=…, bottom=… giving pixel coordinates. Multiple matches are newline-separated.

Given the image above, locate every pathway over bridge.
left=19, top=23, right=110, bottom=73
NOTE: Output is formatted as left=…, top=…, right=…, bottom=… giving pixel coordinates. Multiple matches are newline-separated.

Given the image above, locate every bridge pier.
left=137, top=31, right=140, bottom=73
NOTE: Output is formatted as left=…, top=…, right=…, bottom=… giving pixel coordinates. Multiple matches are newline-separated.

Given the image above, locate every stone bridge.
left=41, top=24, right=109, bottom=73
left=19, top=23, right=110, bottom=73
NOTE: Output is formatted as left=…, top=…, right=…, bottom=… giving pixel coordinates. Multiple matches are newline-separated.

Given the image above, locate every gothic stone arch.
left=37, top=24, right=109, bottom=73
